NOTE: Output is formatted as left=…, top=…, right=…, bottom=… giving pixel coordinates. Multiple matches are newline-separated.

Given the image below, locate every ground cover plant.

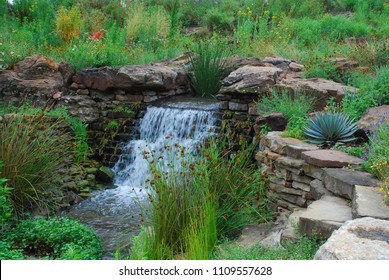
left=0, top=217, right=103, bottom=260
left=212, top=232, right=325, bottom=260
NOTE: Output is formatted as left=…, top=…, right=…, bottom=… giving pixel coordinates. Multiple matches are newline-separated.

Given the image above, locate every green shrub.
left=341, top=88, right=373, bottom=121
left=54, top=5, right=83, bottom=43
left=304, top=111, right=358, bottom=147
left=187, top=39, right=227, bottom=98
left=332, top=143, right=369, bottom=159
left=342, top=66, right=389, bottom=120
left=0, top=112, right=73, bottom=214
left=2, top=217, right=102, bottom=260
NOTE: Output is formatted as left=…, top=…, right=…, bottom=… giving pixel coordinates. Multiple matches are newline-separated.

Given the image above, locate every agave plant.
left=304, top=111, right=358, bottom=147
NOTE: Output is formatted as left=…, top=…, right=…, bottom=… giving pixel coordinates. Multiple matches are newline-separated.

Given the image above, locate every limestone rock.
left=228, top=102, right=248, bottom=111
left=281, top=209, right=305, bottom=242
left=352, top=185, right=389, bottom=220
left=72, top=64, right=188, bottom=92
left=0, top=54, right=75, bottom=106
left=310, top=179, right=330, bottom=200
left=298, top=195, right=352, bottom=239
left=277, top=75, right=357, bottom=110
left=303, top=163, right=324, bottom=180
left=220, top=65, right=283, bottom=95
left=261, top=131, right=308, bottom=155
left=314, top=217, right=389, bottom=260
left=289, top=62, right=304, bottom=72
left=357, top=105, right=389, bottom=136
left=284, top=142, right=318, bottom=159
left=254, top=113, right=287, bottom=132
left=302, top=149, right=364, bottom=168
left=322, top=168, right=380, bottom=199
left=223, top=56, right=268, bottom=74
left=274, top=156, right=305, bottom=175
left=58, top=95, right=99, bottom=123
left=262, top=57, right=292, bottom=71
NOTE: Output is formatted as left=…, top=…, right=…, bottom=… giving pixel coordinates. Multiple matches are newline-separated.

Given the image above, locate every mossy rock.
left=96, top=166, right=115, bottom=183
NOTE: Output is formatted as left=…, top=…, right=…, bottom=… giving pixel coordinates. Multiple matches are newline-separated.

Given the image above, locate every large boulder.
left=277, top=75, right=357, bottom=110
left=72, top=64, right=188, bottom=92
left=357, top=105, right=389, bottom=136
left=314, top=217, right=389, bottom=260
left=219, top=65, right=283, bottom=95
left=0, top=54, right=75, bottom=106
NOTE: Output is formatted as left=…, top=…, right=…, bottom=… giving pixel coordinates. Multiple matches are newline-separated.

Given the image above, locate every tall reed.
left=131, top=136, right=270, bottom=260
left=187, top=39, right=227, bottom=98
left=0, top=112, right=73, bottom=214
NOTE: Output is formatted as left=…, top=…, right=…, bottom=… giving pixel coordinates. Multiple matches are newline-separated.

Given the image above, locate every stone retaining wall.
left=0, top=54, right=358, bottom=166
left=256, top=131, right=379, bottom=211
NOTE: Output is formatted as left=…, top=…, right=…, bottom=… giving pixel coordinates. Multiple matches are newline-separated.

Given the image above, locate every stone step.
left=281, top=195, right=352, bottom=241
left=261, top=131, right=318, bottom=157
left=302, top=149, right=364, bottom=168
left=322, top=168, right=380, bottom=199
left=352, top=185, right=389, bottom=221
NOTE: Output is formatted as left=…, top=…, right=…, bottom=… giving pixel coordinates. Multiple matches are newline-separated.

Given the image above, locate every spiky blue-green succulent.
left=304, top=111, right=358, bottom=147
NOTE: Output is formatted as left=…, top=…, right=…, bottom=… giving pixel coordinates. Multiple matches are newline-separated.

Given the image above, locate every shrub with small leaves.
left=3, top=217, right=102, bottom=260
left=304, top=111, right=358, bottom=147
left=55, top=5, right=83, bottom=43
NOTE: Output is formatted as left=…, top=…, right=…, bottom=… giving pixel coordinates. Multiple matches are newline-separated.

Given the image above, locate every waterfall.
left=68, top=100, right=219, bottom=258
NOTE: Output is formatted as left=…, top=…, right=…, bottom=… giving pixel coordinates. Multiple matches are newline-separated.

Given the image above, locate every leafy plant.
left=1, top=217, right=102, bottom=260
left=187, top=39, right=227, bottom=98
left=304, top=111, right=358, bottom=147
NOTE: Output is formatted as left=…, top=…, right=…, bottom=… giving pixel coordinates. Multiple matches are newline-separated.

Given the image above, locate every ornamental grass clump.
left=187, top=40, right=227, bottom=98
left=131, top=137, right=269, bottom=260
left=304, top=111, right=358, bottom=147
left=0, top=112, right=73, bottom=215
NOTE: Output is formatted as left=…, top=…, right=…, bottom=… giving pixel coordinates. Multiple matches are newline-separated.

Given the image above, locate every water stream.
left=68, top=99, right=220, bottom=259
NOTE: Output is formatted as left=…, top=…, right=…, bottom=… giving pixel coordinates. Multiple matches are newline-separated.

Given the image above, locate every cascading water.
left=68, top=99, right=219, bottom=259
